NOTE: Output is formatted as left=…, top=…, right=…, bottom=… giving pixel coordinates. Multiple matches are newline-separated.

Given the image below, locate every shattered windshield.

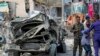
left=32, top=13, right=45, bottom=21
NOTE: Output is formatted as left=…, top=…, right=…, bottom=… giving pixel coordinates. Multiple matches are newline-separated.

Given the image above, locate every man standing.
left=81, top=15, right=92, bottom=56
left=85, top=14, right=100, bottom=56
left=71, top=16, right=84, bottom=56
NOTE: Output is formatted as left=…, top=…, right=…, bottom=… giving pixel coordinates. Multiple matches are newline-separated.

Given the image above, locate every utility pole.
left=62, top=0, right=64, bottom=24
left=61, top=0, right=65, bottom=28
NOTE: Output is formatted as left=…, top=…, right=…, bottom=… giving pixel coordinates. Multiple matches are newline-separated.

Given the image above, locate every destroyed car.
left=6, top=11, right=66, bottom=56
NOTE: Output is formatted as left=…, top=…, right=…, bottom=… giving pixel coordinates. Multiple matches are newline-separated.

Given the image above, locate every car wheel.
left=61, top=41, right=66, bottom=53
left=57, top=41, right=66, bottom=53
left=49, top=44, right=57, bottom=56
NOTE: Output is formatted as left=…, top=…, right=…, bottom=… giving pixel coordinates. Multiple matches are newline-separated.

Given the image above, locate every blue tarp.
left=0, top=2, right=9, bottom=13
left=71, top=2, right=87, bottom=14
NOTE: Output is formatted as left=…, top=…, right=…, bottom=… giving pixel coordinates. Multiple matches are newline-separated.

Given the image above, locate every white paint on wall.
left=29, top=0, right=34, bottom=17
left=0, top=0, right=35, bottom=17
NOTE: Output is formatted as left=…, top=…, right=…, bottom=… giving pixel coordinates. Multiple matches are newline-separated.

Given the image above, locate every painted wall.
left=0, top=0, right=34, bottom=17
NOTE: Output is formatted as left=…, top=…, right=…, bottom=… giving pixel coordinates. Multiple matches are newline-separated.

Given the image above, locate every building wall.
left=0, top=0, right=34, bottom=17
left=73, top=0, right=79, bottom=2
left=29, top=0, right=34, bottom=16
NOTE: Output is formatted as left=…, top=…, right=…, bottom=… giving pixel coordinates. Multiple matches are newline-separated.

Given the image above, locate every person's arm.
left=81, top=23, right=84, bottom=30
left=85, top=23, right=94, bottom=33
left=70, top=24, right=79, bottom=33
left=70, top=25, right=76, bottom=33
left=70, top=25, right=74, bottom=33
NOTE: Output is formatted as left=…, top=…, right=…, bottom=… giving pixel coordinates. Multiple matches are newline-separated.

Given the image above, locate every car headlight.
left=0, top=36, right=6, bottom=44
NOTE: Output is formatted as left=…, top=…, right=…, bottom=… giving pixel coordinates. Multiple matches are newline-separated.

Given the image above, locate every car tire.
left=57, top=41, right=66, bottom=53
left=61, top=42, right=66, bottom=53
left=49, top=44, right=57, bottom=56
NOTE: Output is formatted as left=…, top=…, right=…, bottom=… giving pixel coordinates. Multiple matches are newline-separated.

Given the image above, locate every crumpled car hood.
left=14, top=24, right=47, bottom=43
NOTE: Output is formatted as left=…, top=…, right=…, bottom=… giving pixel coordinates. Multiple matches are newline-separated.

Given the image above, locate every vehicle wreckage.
left=0, top=11, right=67, bottom=56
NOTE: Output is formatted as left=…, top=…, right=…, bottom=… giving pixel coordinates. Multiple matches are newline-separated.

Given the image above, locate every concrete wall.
left=0, top=0, right=34, bottom=17
left=73, top=0, right=79, bottom=2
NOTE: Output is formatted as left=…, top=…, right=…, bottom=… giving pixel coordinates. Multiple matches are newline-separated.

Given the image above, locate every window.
left=32, top=13, right=46, bottom=21
left=72, top=0, right=74, bottom=2
left=56, top=7, right=62, bottom=17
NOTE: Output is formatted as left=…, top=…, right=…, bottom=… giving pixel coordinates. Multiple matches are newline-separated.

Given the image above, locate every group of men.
left=71, top=14, right=100, bottom=56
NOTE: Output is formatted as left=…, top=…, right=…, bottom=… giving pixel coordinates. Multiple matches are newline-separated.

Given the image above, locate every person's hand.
left=77, top=29, right=81, bottom=32
left=85, top=35, right=89, bottom=38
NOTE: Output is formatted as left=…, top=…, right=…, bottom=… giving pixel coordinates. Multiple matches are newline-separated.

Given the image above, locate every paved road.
left=0, top=39, right=90, bottom=56
left=57, top=38, right=82, bottom=56
left=57, top=29, right=100, bottom=56
left=57, top=30, right=94, bottom=56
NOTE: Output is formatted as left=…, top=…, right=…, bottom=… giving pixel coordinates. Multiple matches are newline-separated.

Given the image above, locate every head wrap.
left=85, top=14, right=90, bottom=20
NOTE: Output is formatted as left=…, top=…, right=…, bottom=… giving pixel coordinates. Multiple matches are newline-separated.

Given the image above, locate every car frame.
left=6, top=11, right=66, bottom=56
